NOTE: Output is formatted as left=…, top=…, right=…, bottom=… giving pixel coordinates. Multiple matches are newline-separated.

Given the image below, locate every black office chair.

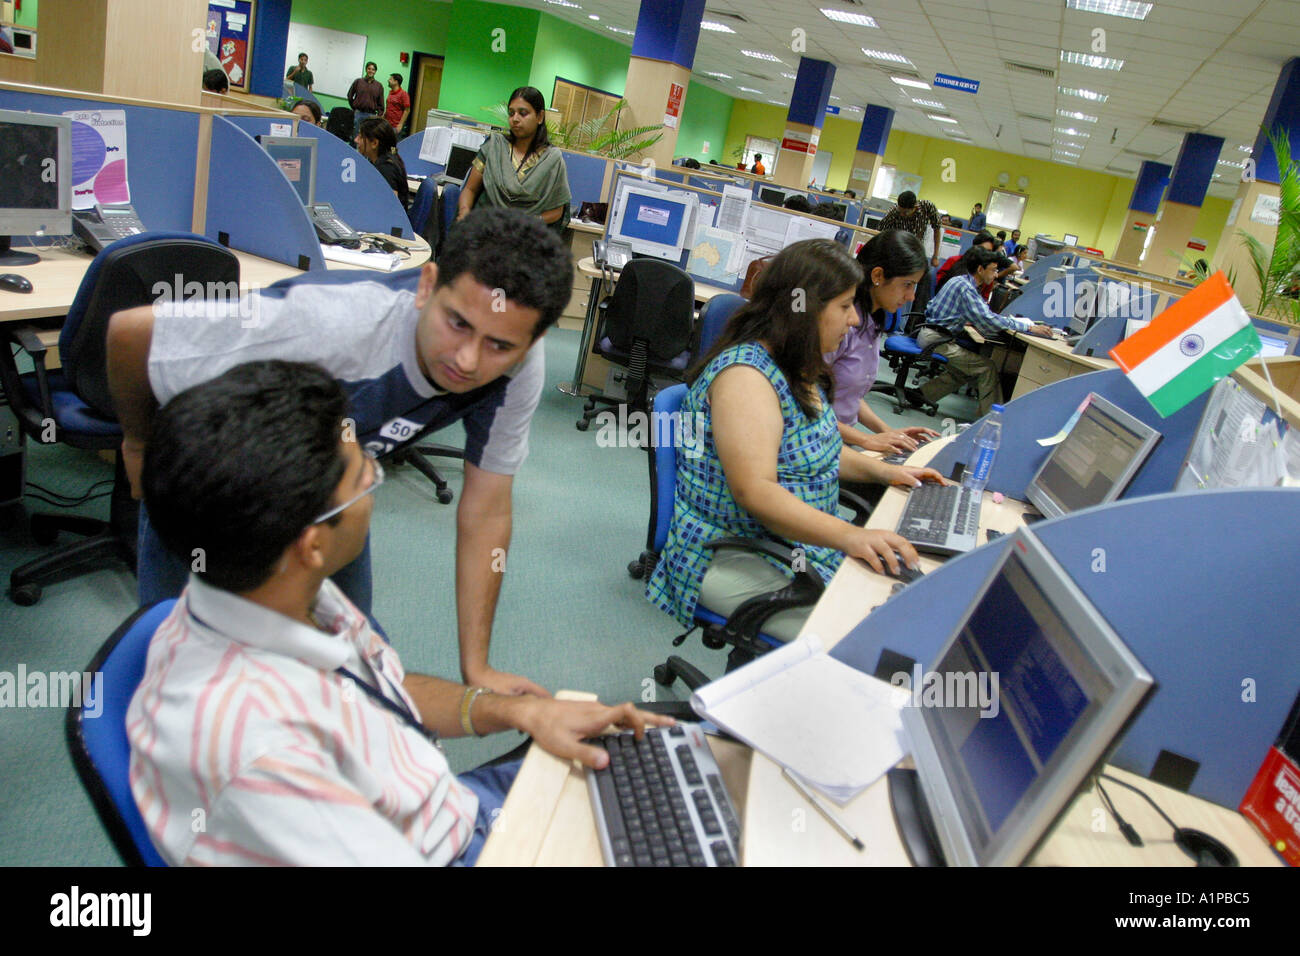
left=0, top=232, right=240, bottom=605
left=575, top=258, right=695, bottom=433
left=325, top=106, right=355, bottom=142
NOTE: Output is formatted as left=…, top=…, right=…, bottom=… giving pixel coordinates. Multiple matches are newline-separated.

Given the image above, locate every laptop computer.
left=894, top=525, right=1155, bottom=866
left=578, top=201, right=609, bottom=225
left=437, top=143, right=477, bottom=187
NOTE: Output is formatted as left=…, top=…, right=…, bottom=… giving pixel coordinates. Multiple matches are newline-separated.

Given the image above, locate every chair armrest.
left=838, top=488, right=874, bottom=524
left=3, top=324, right=55, bottom=420
left=704, top=536, right=826, bottom=647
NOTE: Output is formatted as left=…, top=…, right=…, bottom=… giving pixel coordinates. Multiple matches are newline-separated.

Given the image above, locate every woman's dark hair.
left=1014, top=244, right=1027, bottom=257
left=293, top=98, right=322, bottom=123
left=358, top=116, right=397, bottom=156
left=782, top=195, right=814, bottom=213
left=143, top=361, right=348, bottom=594
left=853, top=229, right=927, bottom=331
left=506, top=86, right=552, bottom=159
left=689, top=239, right=863, bottom=418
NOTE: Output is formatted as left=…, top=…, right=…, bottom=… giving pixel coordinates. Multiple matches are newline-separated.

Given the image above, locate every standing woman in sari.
left=458, top=86, right=571, bottom=236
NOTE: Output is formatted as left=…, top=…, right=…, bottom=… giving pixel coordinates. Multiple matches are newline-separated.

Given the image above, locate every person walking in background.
left=879, top=189, right=942, bottom=315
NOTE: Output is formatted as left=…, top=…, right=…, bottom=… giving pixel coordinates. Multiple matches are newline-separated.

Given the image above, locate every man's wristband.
left=460, top=686, right=493, bottom=736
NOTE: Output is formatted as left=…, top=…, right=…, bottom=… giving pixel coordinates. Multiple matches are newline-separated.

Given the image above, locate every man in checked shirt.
left=907, top=247, right=1053, bottom=418
left=878, top=189, right=943, bottom=315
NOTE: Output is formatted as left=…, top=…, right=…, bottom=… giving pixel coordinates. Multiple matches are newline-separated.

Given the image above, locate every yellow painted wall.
left=723, top=101, right=1233, bottom=262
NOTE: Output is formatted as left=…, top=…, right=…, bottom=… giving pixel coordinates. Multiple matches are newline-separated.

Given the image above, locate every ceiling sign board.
left=934, top=73, right=979, bottom=94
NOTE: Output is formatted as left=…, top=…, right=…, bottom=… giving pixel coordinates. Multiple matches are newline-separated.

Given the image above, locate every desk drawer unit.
left=1013, top=348, right=1079, bottom=399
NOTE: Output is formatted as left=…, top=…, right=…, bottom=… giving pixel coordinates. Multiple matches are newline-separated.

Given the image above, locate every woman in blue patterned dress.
left=647, top=239, right=946, bottom=641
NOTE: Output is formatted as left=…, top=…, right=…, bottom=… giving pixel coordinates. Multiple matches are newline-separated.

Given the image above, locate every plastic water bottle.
left=961, top=404, right=1004, bottom=494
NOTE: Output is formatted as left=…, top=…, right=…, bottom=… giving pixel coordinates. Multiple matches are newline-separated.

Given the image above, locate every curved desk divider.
left=0, top=88, right=199, bottom=232
left=927, top=368, right=1209, bottom=500
left=297, top=124, right=412, bottom=239
left=829, top=487, right=1300, bottom=809
left=397, top=132, right=441, bottom=179
left=1017, top=251, right=1070, bottom=286
left=206, top=116, right=324, bottom=270
left=1006, top=266, right=1094, bottom=323
left=225, top=115, right=291, bottom=139
left=1073, top=313, right=1127, bottom=356
left=562, top=151, right=611, bottom=207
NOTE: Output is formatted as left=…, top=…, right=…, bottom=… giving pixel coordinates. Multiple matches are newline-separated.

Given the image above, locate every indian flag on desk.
left=1109, top=272, right=1262, bottom=417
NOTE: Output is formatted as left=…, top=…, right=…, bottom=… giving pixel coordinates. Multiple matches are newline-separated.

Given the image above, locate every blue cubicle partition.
left=0, top=88, right=200, bottom=234
left=1004, top=266, right=1094, bottom=323
left=396, top=132, right=441, bottom=179
left=206, top=116, right=325, bottom=270
left=828, top=487, right=1300, bottom=810
left=928, top=368, right=1209, bottom=501
left=562, top=151, right=610, bottom=207
left=295, top=123, right=412, bottom=239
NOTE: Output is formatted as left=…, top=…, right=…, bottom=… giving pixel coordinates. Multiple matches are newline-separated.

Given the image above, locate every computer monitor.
left=442, top=144, right=477, bottom=185
left=759, top=187, right=786, bottom=206
left=900, top=525, right=1154, bottom=866
left=0, top=108, right=73, bottom=266
left=1033, top=235, right=1065, bottom=257
left=256, top=134, right=317, bottom=206
left=608, top=185, right=698, bottom=260
left=1068, top=279, right=1097, bottom=335
left=1063, top=233, right=1079, bottom=247
left=1258, top=330, right=1290, bottom=358
left=820, top=202, right=847, bottom=223
left=1024, top=393, right=1162, bottom=520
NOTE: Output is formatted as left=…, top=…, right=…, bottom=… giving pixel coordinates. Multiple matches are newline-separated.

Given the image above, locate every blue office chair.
left=576, top=258, right=696, bottom=432
left=871, top=308, right=948, bottom=416
left=66, top=599, right=176, bottom=867
left=0, top=232, right=240, bottom=605
left=642, top=384, right=872, bottom=690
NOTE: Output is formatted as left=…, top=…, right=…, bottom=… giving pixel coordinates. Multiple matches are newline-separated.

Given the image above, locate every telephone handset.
left=309, top=202, right=361, bottom=245
left=72, top=203, right=147, bottom=253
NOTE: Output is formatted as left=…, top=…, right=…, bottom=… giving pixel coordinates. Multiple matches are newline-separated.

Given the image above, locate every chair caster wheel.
left=575, top=419, right=589, bottom=431
left=653, top=664, right=673, bottom=687
left=30, top=518, right=59, bottom=546
left=436, top=489, right=453, bottom=505
left=10, top=583, right=41, bottom=606
left=627, top=559, right=643, bottom=579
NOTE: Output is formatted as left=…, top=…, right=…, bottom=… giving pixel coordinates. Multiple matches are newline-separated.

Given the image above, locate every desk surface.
left=0, top=240, right=431, bottom=324
left=1015, top=329, right=1116, bottom=370
left=477, top=438, right=1278, bottom=867
left=576, top=256, right=733, bottom=302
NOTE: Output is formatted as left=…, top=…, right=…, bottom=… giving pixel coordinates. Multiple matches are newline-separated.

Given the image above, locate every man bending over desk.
left=907, top=246, right=1053, bottom=418
left=127, top=361, right=670, bottom=865
left=107, top=208, right=571, bottom=697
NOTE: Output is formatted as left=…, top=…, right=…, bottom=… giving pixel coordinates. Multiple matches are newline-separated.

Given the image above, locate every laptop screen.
left=444, top=144, right=477, bottom=183
left=1024, top=393, right=1161, bottom=519
left=906, top=528, right=1154, bottom=866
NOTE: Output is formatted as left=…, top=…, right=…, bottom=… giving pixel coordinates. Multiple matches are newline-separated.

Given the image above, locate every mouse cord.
left=1100, top=772, right=1182, bottom=832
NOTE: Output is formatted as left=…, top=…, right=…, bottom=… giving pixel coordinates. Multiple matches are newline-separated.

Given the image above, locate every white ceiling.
left=506, top=0, right=1300, bottom=199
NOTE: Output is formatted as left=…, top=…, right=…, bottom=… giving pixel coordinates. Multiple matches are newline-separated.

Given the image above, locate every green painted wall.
left=287, top=0, right=450, bottom=112
left=439, top=0, right=538, bottom=121
left=14, top=0, right=36, bottom=28
left=528, top=13, right=628, bottom=104
left=676, top=82, right=733, bottom=162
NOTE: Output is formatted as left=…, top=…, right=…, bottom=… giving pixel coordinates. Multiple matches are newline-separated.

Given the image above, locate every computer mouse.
left=0, top=273, right=34, bottom=294
left=1173, top=828, right=1238, bottom=867
left=879, top=553, right=924, bottom=583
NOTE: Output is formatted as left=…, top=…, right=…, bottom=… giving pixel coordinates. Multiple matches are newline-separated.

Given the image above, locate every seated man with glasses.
left=127, top=360, right=671, bottom=866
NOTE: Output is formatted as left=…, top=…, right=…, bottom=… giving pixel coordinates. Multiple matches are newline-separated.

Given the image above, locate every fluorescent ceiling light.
left=863, top=48, right=913, bottom=66
left=830, top=95, right=842, bottom=102
left=891, top=76, right=931, bottom=90
left=1054, top=139, right=1086, bottom=150
left=821, top=8, right=878, bottom=27
left=929, top=114, right=959, bottom=124
left=1065, top=0, right=1152, bottom=20
left=781, top=72, right=797, bottom=80
left=912, top=98, right=945, bottom=109
left=606, top=26, right=634, bottom=35
left=543, top=0, right=581, bottom=7
left=1218, top=159, right=1246, bottom=168
left=738, top=86, right=764, bottom=94
left=1060, top=86, right=1109, bottom=103
left=1238, top=144, right=1253, bottom=153
left=702, top=71, right=732, bottom=79
left=1061, top=50, right=1124, bottom=71
left=588, top=14, right=599, bottom=20
left=1054, top=126, right=1091, bottom=138
left=1057, top=109, right=1098, bottom=123
left=741, top=50, right=782, bottom=62
left=701, top=21, right=735, bottom=34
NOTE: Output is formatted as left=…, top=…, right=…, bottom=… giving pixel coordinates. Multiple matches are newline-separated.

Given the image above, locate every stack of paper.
left=690, top=633, right=911, bottom=804
left=320, top=244, right=402, bottom=271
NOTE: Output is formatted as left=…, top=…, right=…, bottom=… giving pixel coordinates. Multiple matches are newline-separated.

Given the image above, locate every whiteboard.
left=286, top=22, right=368, bottom=99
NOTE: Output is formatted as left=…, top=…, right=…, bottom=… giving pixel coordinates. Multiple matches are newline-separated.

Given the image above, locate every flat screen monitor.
left=759, top=187, right=786, bottom=205
left=1068, top=279, right=1097, bottom=335
left=0, top=108, right=73, bottom=266
left=1024, top=392, right=1162, bottom=520
left=442, top=144, right=477, bottom=185
left=257, top=134, right=317, bottom=206
left=820, top=202, right=847, bottom=223
left=1063, top=233, right=1079, bottom=247
left=609, top=185, right=697, bottom=260
left=901, top=526, right=1154, bottom=866
left=1033, top=235, right=1065, bottom=258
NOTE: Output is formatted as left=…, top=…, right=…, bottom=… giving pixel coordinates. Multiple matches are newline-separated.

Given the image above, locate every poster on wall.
left=207, top=0, right=257, bottom=92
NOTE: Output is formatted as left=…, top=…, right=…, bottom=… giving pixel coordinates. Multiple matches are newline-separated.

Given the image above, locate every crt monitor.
left=900, top=525, right=1154, bottom=866
left=608, top=185, right=698, bottom=260
left=1068, top=279, right=1098, bottom=335
left=1024, top=392, right=1162, bottom=520
left=759, top=187, right=786, bottom=205
left=442, top=144, right=477, bottom=185
left=257, top=134, right=317, bottom=206
left=820, top=202, right=848, bottom=223
left=1063, top=233, right=1079, bottom=247
left=0, top=109, right=73, bottom=266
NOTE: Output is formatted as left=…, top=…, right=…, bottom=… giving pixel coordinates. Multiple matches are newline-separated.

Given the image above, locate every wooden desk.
left=559, top=255, right=735, bottom=398
left=1010, top=332, right=1115, bottom=400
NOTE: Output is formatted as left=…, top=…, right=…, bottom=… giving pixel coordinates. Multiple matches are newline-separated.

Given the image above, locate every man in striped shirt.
left=908, top=247, right=1053, bottom=417
left=127, top=361, right=670, bottom=865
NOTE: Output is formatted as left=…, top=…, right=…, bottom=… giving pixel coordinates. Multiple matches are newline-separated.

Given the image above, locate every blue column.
left=1253, top=56, right=1300, bottom=185
left=788, top=58, right=836, bottom=129
left=1129, top=161, right=1171, bottom=214
left=1167, top=133, right=1224, bottom=207
left=856, top=105, right=894, bottom=154
left=630, top=0, right=708, bottom=69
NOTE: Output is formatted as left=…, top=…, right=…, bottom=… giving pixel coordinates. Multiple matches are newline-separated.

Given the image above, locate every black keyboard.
left=586, top=724, right=741, bottom=867
left=896, top=483, right=981, bottom=553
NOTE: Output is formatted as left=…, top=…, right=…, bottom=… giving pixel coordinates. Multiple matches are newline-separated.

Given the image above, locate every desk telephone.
left=309, top=203, right=361, bottom=245
left=72, top=203, right=147, bottom=253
